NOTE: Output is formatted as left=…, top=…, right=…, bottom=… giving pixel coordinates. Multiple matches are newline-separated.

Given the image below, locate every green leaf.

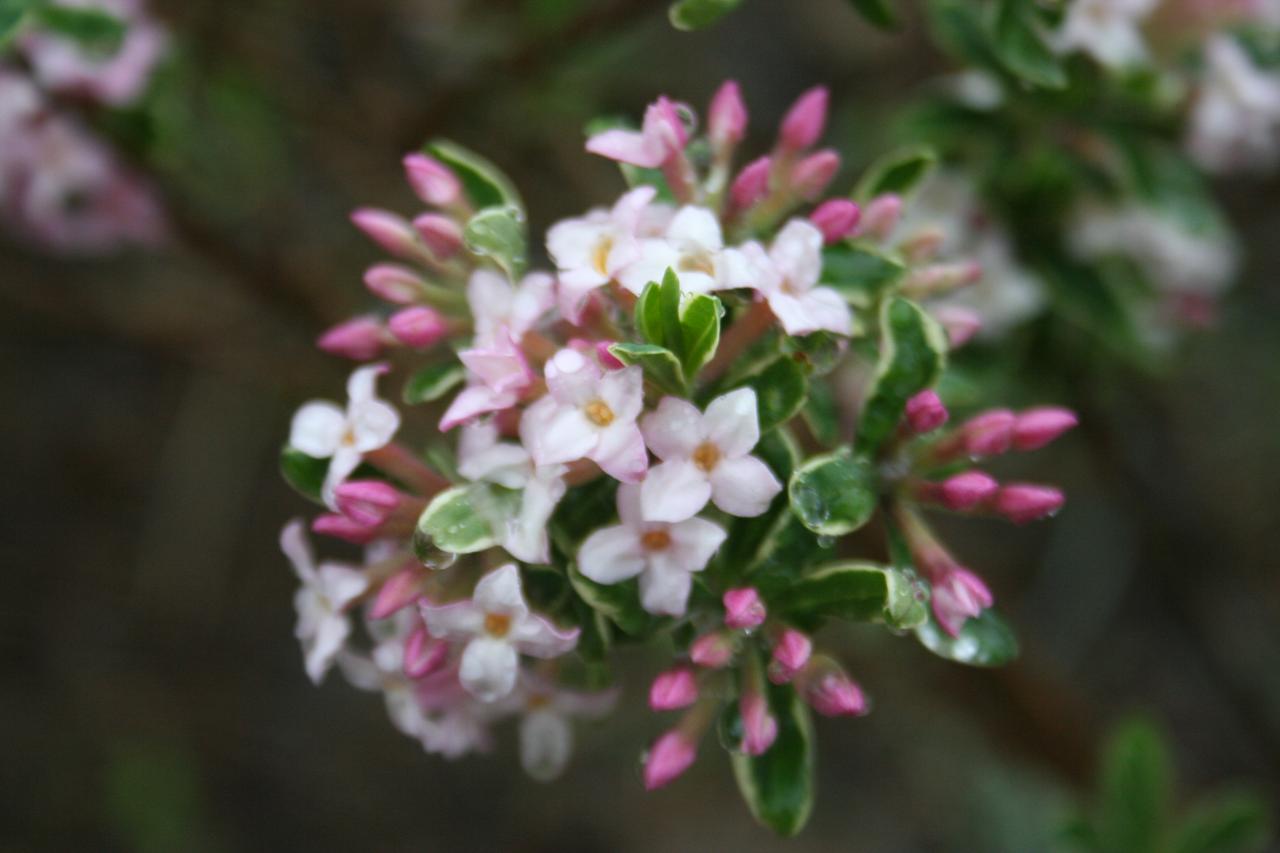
left=463, top=205, right=527, bottom=280
left=731, top=680, right=816, bottom=836
left=635, top=279, right=667, bottom=347
left=668, top=0, right=743, bottom=30
left=991, top=0, right=1067, bottom=89
left=847, top=0, right=898, bottom=29
left=0, top=0, right=36, bottom=40
left=608, top=342, right=686, bottom=394
left=567, top=564, right=654, bottom=636
left=854, top=297, right=948, bottom=453
left=915, top=609, right=1019, bottom=667
left=550, top=477, right=619, bottom=553
left=1098, top=719, right=1172, bottom=853
left=413, top=484, right=499, bottom=557
left=280, top=446, right=329, bottom=504
left=801, top=379, right=840, bottom=447
left=788, top=449, right=878, bottom=537
left=402, top=361, right=465, bottom=405
left=425, top=139, right=524, bottom=211
left=31, top=4, right=126, bottom=50
left=636, top=270, right=723, bottom=380
left=782, top=331, right=847, bottom=375
left=821, top=243, right=906, bottom=304
left=1171, top=793, right=1271, bottom=853
left=679, top=292, right=723, bottom=378
left=776, top=562, right=927, bottom=629
left=732, top=356, right=808, bottom=434
left=854, top=145, right=937, bottom=200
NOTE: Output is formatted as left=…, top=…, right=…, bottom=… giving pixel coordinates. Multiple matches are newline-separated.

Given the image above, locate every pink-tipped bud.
left=900, top=228, right=946, bottom=264
left=334, top=480, right=401, bottom=526
left=708, top=80, right=748, bottom=149
left=351, top=208, right=421, bottom=259
left=316, top=317, right=386, bottom=361
left=311, top=513, right=379, bottom=544
left=370, top=566, right=426, bottom=619
left=963, top=409, right=1017, bottom=457
left=791, top=149, right=840, bottom=201
left=739, top=689, right=779, bottom=756
left=388, top=306, right=448, bottom=348
left=768, top=629, right=812, bottom=685
left=932, top=305, right=983, bottom=347
left=723, top=587, right=767, bottom=630
left=858, top=193, right=902, bottom=241
left=730, top=156, right=772, bottom=210
left=403, top=153, right=462, bottom=207
left=931, top=567, right=993, bottom=637
left=411, top=213, right=464, bottom=259
left=778, top=86, right=828, bottom=152
left=596, top=340, right=625, bottom=370
left=902, top=261, right=983, bottom=299
left=809, top=199, right=861, bottom=243
left=803, top=667, right=868, bottom=717
left=994, top=483, right=1065, bottom=524
left=905, top=389, right=949, bottom=434
left=404, top=625, right=449, bottom=678
left=649, top=667, right=699, bottom=711
left=364, top=263, right=428, bottom=305
left=1012, top=407, right=1078, bottom=451
left=689, top=631, right=734, bottom=668
left=936, top=471, right=1000, bottom=511
left=643, top=730, right=698, bottom=791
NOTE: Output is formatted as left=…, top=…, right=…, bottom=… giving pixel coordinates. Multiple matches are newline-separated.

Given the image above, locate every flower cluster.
left=279, top=82, right=1076, bottom=833
left=0, top=0, right=166, bottom=252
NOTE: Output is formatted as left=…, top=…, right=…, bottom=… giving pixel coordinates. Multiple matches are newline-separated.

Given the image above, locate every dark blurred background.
left=3, top=0, right=1279, bottom=849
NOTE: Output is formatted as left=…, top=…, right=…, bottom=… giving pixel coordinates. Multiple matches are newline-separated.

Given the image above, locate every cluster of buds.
left=280, top=81, right=1075, bottom=833
left=0, top=0, right=167, bottom=252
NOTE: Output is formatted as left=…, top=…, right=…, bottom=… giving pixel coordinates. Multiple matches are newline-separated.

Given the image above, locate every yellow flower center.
left=484, top=612, right=512, bottom=638
left=592, top=237, right=614, bottom=276
left=678, top=251, right=715, bottom=276
left=692, top=441, right=722, bottom=472
left=584, top=399, right=615, bottom=427
left=641, top=530, right=672, bottom=551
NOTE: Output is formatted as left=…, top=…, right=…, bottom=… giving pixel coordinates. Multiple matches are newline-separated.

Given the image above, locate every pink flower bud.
left=791, top=149, right=840, bottom=200
left=858, top=193, right=902, bottom=241
left=316, top=317, right=386, bottom=361
left=388, top=306, right=448, bottom=348
left=804, top=668, right=867, bottom=717
left=596, top=340, right=625, bottom=370
left=311, top=513, right=379, bottom=544
left=1012, top=407, right=1078, bottom=451
left=708, top=80, right=748, bottom=149
left=994, top=483, right=1065, bottom=524
left=809, top=199, right=861, bottom=243
left=768, top=629, right=812, bottom=685
left=730, top=156, right=772, bottom=210
left=689, top=631, right=734, bottom=668
left=334, top=480, right=401, bottom=526
left=739, top=689, right=779, bottom=756
left=935, top=471, right=999, bottom=511
left=778, top=86, right=828, bottom=152
left=351, top=208, right=421, bottom=259
left=644, top=729, right=698, bottom=790
left=370, top=566, right=426, bottom=620
left=364, top=263, right=427, bottom=304
left=905, top=389, right=949, bottom=434
left=649, top=667, right=699, bottom=711
left=963, top=409, right=1017, bottom=457
left=403, top=153, right=462, bottom=207
left=411, top=213, right=464, bottom=259
left=932, top=305, right=983, bottom=347
left=902, top=261, right=983, bottom=297
left=404, top=625, right=449, bottom=678
left=722, top=588, right=766, bottom=630
left=931, top=567, right=993, bottom=636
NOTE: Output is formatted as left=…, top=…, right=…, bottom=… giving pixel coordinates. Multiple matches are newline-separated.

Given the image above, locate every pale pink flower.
left=585, top=96, right=687, bottom=168
left=439, top=333, right=533, bottom=431
left=1187, top=35, right=1280, bottom=173
left=745, top=219, right=853, bottom=336
left=931, top=566, right=994, bottom=637
left=546, top=186, right=657, bottom=322
left=1054, top=0, right=1157, bottom=69
left=577, top=484, right=726, bottom=617
left=420, top=564, right=579, bottom=703
left=639, top=388, right=782, bottom=523
left=467, top=268, right=555, bottom=348
left=519, top=349, right=648, bottom=483
left=280, top=520, right=369, bottom=684
left=617, top=205, right=753, bottom=296
left=514, top=675, right=617, bottom=781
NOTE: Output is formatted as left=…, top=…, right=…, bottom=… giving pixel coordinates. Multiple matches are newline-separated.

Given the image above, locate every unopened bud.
left=311, top=512, right=379, bottom=544
left=722, top=587, right=766, bottom=630
left=932, top=471, right=999, bottom=511
left=689, top=631, right=734, bottom=668
left=739, top=689, right=778, bottom=756
left=858, top=194, right=902, bottom=241
left=1012, top=407, right=1078, bottom=451
left=403, top=153, right=462, bottom=207
left=791, top=149, right=840, bottom=201
left=708, top=80, right=748, bottom=150
left=905, top=389, right=949, bottom=434
left=730, top=156, right=772, bottom=210
left=932, top=305, right=983, bottom=347
left=411, top=213, right=464, bottom=259
left=809, top=199, right=861, bottom=243
left=370, top=566, right=426, bottom=619
left=994, top=483, right=1064, bottom=524
left=802, top=662, right=868, bottom=717
left=351, top=208, right=422, bottom=259
left=649, top=667, right=699, bottom=711
left=316, top=317, right=386, bottom=361
left=334, top=480, right=401, bottom=526
left=963, top=409, right=1016, bottom=457
left=388, top=306, right=448, bottom=348
left=364, top=263, right=428, bottom=305
left=643, top=729, right=698, bottom=790
left=404, top=625, right=449, bottom=678
left=778, top=86, right=828, bottom=153
left=768, top=629, right=812, bottom=685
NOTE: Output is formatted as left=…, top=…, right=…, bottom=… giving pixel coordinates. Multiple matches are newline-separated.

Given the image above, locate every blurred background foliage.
left=2, top=0, right=1279, bottom=849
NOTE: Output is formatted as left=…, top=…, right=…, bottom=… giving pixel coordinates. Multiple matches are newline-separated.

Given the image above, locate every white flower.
left=336, top=609, right=426, bottom=737
left=280, top=519, right=369, bottom=684
left=547, top=186, right=656, bottom=322
left=1054, top=0, right=1157, bottom=69
left=439, top=332, right=533, bottom=431
left=514, top=675, right=617, bottom=782
left=289, top=364, right=400, bottom=506
left=468, top=268, right=555, bottom=347
left=1187, top=35, right=1280, bottom=174
left=457, top=420, right=567, bottom=564
left=745, top=219, right=853, bottom=336
left=519, top=348, right=648, bottom=483
left=578, top=483, right=727, bottom=616
left=419, top=564, right=579, bottom=703
left=617, top=205, right=752, bottom=296
left=639, top=388, right=783, bottom=523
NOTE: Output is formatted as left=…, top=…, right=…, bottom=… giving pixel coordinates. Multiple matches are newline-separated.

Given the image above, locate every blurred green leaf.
left=776, top=561, right=927, bottom=628
left=414, top=484, right=500, bottom=557
left=279, top=446, right=327, bottom=504
left=669, top=0, right=743, bottom=31
left=426, top=139, right=524, bottom=211
left=788, top=449, right=877, bottom=536
left=0, top=0, right=36, bottom=40
left=731, top=356, right=808, bottom=434
left=855, top=297, right=948, bottom=454
left=991, top=0, right=1067, bottom=89
left=32, top=3, right=125, bottom=52
left=568, top=564, right=656, bottom=636
left=731, top=679, right=815, bottom=836
left=1171, top=793, right=1272, bottom=853
left=854, top=145, right=937, bottom=200
left=1098, top=719, right=1172, bottom=853
left=822, top=243, right=906, bottom=304
left=402, top=362, right=465, bottom=405
left=609, top=342, right=686, bottom=394
left=847, top=0, right=899, bottom=29
left=463, top=205, right=527, bottom=280
left=916, top=609, right=1020, bottom=666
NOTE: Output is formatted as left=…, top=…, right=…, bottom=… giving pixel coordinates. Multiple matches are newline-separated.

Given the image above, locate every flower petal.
left=317, top=563, right=370, bottom=609
left=585, top=128, right=665, bottom=169
left=472, top=563, right=529, bottom=618
left=520, top=709, right=573, bottom=782
left=639, top=564, right=693, bottom=617
left=545, top=347, right=601, bottom=405
left=665, top=517, right=728, bottom=574
left=459, top=636, right=519, bottom=702
left=667, top=206, right=723, bottom=251
left=591, top=422, right=649, bottom=483
left=322, top=445, right=364, bottom=508
left=522, top=400, right=599, bottom=467
left=709, top=454, right=783, bottom=517
left=511, top=614, right=580, bottom=658
left=769, top=218, right=824, bottom=292
left=578, top=525, right=647, bottom=584
left=289, top=402, right=347, bottom=458
left=346, top=363, right=389, bottom=405
left=420, top=600, right=485, bottom=641
left=703, top=387, right=761, bottom=459
left=304, top=612, right=351, bottom=684
left=640, top=459, right=711, bottom=523
left=279, top=519, right=316, bottom=582
left=351, top=399, right=400, bottom=451
left=640, top=396, right=704, bottom=461
left=598, top=364, right=644, bottom=422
